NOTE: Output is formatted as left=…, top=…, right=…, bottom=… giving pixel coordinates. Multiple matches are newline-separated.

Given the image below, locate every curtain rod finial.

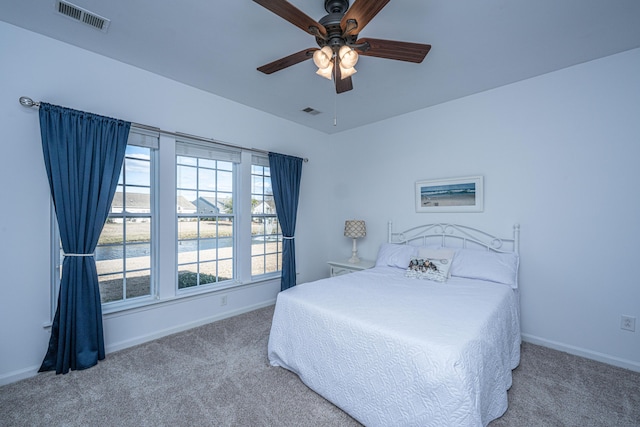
left=19, top=96, right=39, bottom=108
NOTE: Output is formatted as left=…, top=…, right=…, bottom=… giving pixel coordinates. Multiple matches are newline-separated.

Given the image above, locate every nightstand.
left=328, top=259, right=376, bottom=277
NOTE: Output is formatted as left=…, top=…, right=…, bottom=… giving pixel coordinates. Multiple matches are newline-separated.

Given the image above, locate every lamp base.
left=349, top=238, right=360, bottom=263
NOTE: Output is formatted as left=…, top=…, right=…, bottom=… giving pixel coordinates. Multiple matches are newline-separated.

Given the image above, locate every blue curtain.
left=38, top=103, right=130, bottom=374
left=268, top=152, right=303, bottom=291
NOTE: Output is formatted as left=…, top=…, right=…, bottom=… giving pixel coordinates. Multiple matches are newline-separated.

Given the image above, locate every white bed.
left=268, top=223, right=521, bottom=426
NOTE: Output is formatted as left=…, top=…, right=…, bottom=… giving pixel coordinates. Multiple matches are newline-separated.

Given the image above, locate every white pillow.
left=450, top=248, right=519, bottom=288
left=375, top=243, right=417, bottom=268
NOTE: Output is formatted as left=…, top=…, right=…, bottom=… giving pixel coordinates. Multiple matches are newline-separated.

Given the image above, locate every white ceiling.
left=3, top=0, right=640, bottom=134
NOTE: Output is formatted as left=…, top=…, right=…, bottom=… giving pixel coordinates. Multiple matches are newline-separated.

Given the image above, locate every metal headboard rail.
left=388, top=222, right=520, bottom=254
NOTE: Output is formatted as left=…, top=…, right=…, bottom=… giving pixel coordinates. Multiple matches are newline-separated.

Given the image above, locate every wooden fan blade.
left=355, top=38, right=431, bottom=63
left=334, top=65, right=354, bottom=94
left=257, top=48, right=318, bottom=74
left=253, top=0, right=326, bottom=37
left=341, top=0, right=390, bottom=36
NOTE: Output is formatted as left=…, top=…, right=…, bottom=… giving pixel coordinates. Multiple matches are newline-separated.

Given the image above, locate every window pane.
left=124, top=187, right=151, bottom=212
left=125, top=157, right=150, bottom=187
left=199, top=168, right=216, bottom=191
left=125, top=270, right=151, bottom=299
left=251, top=174, right=264, bottom=194
left=98, top=220, right=122, bottom=246
left=197, top=218, right=216, bottom=240
left=178, top=218, right=198, bottom=242
left=178, top=265, right=199, bottom=289
left=177, top=190, right=197, bottom=214
left=199, top=238, right=217, bottom=262
left=99, top=273, right=124, bottom=303
left=218, top=259, right=233, bottom=281
left=199, top=262, right=218, bottom=285
left=195, top=191, right=217, bottom=215
left=218, top=170, right=233, bottom=192
left=251, top=255, right=265, bottom=276
left=252, top=239, right=265, bottom=256
left=265, top=253, right=280, bottom=274
left=126, top=244, right=151, bottom=270
left=177, top=165, right=197, bottom=189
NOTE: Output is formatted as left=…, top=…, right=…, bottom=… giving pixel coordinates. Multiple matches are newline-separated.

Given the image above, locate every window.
left=251, top=156, right=282, bottom=277
left=52, top=128, right=159, bottom=309
left=176, top=141, right=238, bottom=290
left=96, top=130, right=158, bottom=305
left=50, top=130, right=283, bottom=316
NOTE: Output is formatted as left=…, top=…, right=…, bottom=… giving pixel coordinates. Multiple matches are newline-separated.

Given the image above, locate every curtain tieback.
left=63, top=252, right=95, bottom=257
left=282, top=236, right=295, bottom=240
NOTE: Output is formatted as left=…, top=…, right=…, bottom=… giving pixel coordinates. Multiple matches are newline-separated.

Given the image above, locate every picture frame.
left=415, top=176, right=484, bottom=213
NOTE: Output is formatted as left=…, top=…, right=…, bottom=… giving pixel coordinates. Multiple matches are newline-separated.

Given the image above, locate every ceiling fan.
left=254, top=0, right=432, bottom=94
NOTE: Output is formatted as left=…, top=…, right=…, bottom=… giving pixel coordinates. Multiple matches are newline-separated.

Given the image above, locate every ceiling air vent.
left=302, top=107, right=322, bottom=116
left=55, top=1, right=111, bottom=33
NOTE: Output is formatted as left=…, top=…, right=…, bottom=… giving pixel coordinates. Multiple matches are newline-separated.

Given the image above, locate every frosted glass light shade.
left=339, top=64, right=357, bottom=79
left=316, top=65, right=333, bottom=80
left=338, top=45, right=358, bottom=68
left=313, top=46, right=333, bottom=69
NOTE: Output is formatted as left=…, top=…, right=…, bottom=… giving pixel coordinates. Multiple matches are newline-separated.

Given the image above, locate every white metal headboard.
left=388, top=221, right=520, bottom=254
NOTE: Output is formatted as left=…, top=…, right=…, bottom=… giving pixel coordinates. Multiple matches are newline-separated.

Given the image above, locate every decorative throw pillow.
left=418, top=248, right=456, bottom=278
left=405, top=250, right=454, bottom=283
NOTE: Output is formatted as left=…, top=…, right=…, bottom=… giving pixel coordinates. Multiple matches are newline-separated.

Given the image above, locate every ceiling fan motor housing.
left=318, top=0, right=356, bottom=50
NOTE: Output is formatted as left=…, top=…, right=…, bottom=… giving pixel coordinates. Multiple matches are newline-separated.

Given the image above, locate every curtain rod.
left=18, top=96, right=308, bottom=162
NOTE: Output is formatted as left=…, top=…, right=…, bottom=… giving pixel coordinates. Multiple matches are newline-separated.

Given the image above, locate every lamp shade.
left=344, top=220, right=366, bottom=238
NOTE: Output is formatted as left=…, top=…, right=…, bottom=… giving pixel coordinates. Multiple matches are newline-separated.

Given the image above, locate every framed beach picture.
left=415, top=176, right=484, bottom=213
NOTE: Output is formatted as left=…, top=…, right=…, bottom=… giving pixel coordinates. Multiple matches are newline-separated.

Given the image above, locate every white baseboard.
left=0, top=365, right=42, bottom=387
left=521, top=333, right=640, bottom=373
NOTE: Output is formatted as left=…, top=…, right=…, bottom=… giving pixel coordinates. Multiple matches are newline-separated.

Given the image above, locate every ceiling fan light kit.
left=254, top=0, right=431, bottom=93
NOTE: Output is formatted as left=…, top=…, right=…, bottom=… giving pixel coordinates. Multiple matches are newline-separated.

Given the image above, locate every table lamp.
left=344, top=220, right=366, bottom=263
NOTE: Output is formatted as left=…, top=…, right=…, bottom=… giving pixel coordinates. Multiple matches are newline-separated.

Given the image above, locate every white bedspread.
left=268, top=266, right=521, bottom=427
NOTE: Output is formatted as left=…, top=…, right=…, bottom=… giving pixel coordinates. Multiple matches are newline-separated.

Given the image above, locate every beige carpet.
left=1, top=305, right=638, bottom=426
